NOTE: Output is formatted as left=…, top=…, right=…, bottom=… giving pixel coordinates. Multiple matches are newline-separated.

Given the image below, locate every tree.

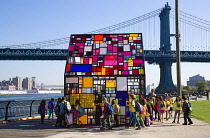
left=196, top=81, right=208, bottom=93
left=183, top=85, right=192, bottom=92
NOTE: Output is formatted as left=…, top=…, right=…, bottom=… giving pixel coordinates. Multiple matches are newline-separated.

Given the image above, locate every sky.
left=0, top=0, right=210, bottom=87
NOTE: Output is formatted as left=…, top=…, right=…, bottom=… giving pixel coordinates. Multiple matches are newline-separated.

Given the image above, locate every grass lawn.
left=190, top=100, right=210, bottom=123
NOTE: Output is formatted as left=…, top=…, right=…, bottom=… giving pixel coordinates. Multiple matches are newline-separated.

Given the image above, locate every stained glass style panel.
left=64, top=33, right=146, bottom=125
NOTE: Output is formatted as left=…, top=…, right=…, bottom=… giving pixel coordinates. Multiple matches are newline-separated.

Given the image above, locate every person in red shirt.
left=100, top=97, right=112, bottom=130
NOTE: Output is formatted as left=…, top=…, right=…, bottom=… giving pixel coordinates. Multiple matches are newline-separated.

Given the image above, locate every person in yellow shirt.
left=125, top=94, right=141, bottom=130
left=159, top=96, right=166, bottom=123
left=165, top=97, right=170, bottom=120
left=172, top=96, right=182, bottom=124
left=168, top=95, right=174, bottom=119
left=112, top=99, right=120, bottom=127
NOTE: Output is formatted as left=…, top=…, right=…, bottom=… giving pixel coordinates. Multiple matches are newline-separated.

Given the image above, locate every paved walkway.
left=0, top=116, right=210, bottom=138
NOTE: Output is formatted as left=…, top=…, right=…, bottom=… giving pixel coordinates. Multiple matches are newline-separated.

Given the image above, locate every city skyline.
left=0, top=0, right=210, bottom=88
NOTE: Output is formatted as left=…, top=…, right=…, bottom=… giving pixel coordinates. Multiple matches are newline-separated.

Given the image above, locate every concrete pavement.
left=0, top=115, right=210, bottom=138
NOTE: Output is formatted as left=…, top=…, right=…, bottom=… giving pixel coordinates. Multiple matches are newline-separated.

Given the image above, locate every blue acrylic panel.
left=116, top=91, right=128, bottom=98
left=71, top=64, right=92, bottom=72
left=126, top=112, right=131, bottom=116
left=119, top=100, right=126, bottom=106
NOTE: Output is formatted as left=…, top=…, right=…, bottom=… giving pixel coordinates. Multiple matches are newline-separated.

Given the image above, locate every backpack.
left=154, top=103, right=159, bottom=111
left=114, top=104, right=120, bottom=113
left=147, top=103, right=152, bottom=114
left=48, top=101, right=54, bottom=109
left=65, top=101, right=71, bottom=113
left=188, top=102, right=192, bottom=113
left=106, top=102, right=114, bottom=114
left=38, top=104, right=45, bottom=114
left=77, top=106, right=85, bottom=117
left=140, top=105, right=146, bottom=115
left=95, top=105, right=102, bottom=116
left=134, top=100, right=141, bottom=112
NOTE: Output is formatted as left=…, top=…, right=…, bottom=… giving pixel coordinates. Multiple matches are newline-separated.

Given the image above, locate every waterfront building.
left=12, top=76, right=22, bottom=90
left=22, top=77, right=33, bottom=90
left=187, top=74, right=210, bottom=88
left=2, top=85, right=16, bottom=90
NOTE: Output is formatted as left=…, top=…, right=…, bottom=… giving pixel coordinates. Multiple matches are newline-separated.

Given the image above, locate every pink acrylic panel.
left=122, top=71, right=129, bottom=75
left=79, top=48, right=84, bottom=53
left=134, top=60, right=143, bottom=63
left=118, top=37, right=123, bottom=41
left=113, top=47, right=118, bottom=52
left=104, top=55, right=117, bottom=65
left=69, top=45, right=74, bottom=51
left=123, top=63, right=128, bottom=70
left=84, top=58, right=89, bottom=64
left=75, top=43, right=84, bottom=46
left=92, top=56, right=98, bottom=62
left=123, top=52, right=132, bottom=55
left=108, top=44, right=113, bottom=51
left=118, top=56, right=124, bottom=63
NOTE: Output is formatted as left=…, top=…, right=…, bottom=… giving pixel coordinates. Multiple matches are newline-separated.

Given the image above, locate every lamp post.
left=175, top=0, right=182, bottom=96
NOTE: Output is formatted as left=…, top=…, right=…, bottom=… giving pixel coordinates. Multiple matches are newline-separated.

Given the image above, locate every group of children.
left=100, top=94, right=193, bottom=130
left=38, top=93, right=193, bottom=130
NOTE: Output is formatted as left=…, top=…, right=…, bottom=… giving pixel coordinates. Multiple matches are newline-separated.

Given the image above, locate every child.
left=112, top=99, right=120, bottom=127
left=165, top=97, right=170, bottom=120
left=154, top=96, right=160, bottom=121
left=159, top=96, right=166, bottom=123
left=172, top=96, right=182, bottom=124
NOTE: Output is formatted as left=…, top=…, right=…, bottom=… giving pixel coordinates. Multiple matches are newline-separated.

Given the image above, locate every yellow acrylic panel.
left=80, top=114, right=88, bottom=124
left=139, top=69, right=144, bottom=74
left=129, top=34, right=138, bottom=37
left=98, top=72, right=101, bottom=75
left=128, top=59, right=133, bottom=66
left=79, top=94, right=95, bottom=108
left=106, top=81, right=115, bottom=88
left=83, top=77, right=93, bottom=88
left=79, top=88, right=82, bottom=93
left=102, top=68, right=106, bottom=75
left=133, top=37, right=137, bottom=40
left=70, top=94, right=79, bottom=105
left=89, top=58, right=92, bottom=64
left=139, top=49, right=143, bottom=53
left=95, top=41, right=103, bottom=43
left=80, top=58, right=84, bottom=64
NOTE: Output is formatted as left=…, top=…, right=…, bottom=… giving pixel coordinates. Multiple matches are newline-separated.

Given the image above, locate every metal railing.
left=0, top=99, right=57, bottom=121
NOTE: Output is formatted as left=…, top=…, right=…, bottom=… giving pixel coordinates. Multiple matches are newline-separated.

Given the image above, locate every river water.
left=0, top=93, right=64, bottom=101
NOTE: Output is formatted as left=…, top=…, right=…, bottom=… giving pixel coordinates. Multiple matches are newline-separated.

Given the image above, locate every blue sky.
left=0, top=0, right=210, bottom=87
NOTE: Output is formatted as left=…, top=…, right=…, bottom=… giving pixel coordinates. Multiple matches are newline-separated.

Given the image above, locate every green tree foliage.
left=183, top=85, right=192, bottom=92
left=196, top=81, right=208, bottom=93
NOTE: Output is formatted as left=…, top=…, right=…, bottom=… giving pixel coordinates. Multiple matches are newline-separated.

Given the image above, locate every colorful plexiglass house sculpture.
left=64, top=34, right=146, bottom=125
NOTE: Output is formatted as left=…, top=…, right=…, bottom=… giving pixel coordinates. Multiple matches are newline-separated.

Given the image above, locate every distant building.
left=22, top=77, right=33, bottom=90
left=2, top=85, right=16, bottom=90
left=187, top=74, right=210, bottom=88
left=32, top=77, right=36, bottom=90
left=12, top=76, right=22, bottom=90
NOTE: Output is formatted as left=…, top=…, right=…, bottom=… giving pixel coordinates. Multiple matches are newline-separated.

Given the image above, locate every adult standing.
left=182, top=96, right=193, bottom=125
left=38, top=99, right=46, bottom=124
left=48, top=98, right=55, bottom=120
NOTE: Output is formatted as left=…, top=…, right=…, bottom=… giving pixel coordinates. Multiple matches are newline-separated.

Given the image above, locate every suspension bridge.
left=1, top=3, right=210, bottom=94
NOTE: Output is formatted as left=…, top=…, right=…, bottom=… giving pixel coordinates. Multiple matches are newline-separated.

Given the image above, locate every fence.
left=0, top=99, right=57, bottom=121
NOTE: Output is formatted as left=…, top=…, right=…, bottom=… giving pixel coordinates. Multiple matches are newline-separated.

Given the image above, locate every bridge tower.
left=155, top=3, right=176, bottom=94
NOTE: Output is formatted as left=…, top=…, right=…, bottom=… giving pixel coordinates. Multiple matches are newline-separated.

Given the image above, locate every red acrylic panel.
left=65, top=64, right=71, bottom=72
left=132, top=69, right=139, bottom=75
left=94, top=34, right=103, bottom=41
